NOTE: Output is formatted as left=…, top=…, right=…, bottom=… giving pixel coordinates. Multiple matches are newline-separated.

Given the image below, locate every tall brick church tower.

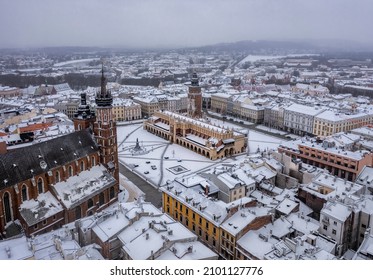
left=93, top=65, right=119, bottom=182
left=188, top=72, right=202, bottom=118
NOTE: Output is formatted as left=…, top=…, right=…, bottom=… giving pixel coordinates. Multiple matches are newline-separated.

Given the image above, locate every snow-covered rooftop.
left=19, top=191, right=64, bottom=226
left=52, top=165, right=116, bottom=209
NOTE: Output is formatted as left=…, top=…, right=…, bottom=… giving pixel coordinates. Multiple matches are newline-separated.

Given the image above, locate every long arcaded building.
left=144, top=111, right=247, bottom=160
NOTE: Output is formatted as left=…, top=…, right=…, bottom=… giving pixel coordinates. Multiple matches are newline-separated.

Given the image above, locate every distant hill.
left=184, top=39, right=373, bottom=54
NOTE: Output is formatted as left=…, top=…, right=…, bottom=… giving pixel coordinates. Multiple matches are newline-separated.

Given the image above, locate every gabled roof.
left=0, top=129, right=99, bottom=189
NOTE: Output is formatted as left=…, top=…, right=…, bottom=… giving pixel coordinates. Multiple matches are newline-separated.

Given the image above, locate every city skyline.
left=1, top=0, right=373, bottom=49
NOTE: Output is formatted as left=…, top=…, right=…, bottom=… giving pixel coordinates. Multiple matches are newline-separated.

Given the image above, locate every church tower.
left=73, top=92, right=95, bottom=131
left=188, top=72, right=202, bottom=118
left=93, top=65, right=119, bottom=182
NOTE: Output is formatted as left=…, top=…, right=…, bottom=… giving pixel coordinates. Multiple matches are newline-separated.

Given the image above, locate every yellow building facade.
left=313, top=111, right=373, bottom=137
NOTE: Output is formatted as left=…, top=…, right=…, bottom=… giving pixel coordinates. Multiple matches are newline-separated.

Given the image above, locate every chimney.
left=0, top=141, right=7, bottom=155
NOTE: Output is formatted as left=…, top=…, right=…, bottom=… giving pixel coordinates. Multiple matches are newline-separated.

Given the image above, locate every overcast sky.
left=0, top=0, right=372, bottom=49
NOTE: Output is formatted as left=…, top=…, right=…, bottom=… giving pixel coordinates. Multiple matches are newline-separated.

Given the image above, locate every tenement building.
left=144, top=110, right=247, bottom=160
left=0, top=68, right=119, bottom=237
left=278, top=138, right=373, bottom=181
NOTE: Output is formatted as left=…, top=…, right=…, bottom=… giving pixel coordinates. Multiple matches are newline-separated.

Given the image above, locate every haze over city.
left=1, top=0, right=373, bottom=49
left=2, top=0, right=373, bottom=267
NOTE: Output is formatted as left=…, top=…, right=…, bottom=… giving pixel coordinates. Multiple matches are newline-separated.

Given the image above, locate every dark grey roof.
left=0, top=129, right=99, bottom=190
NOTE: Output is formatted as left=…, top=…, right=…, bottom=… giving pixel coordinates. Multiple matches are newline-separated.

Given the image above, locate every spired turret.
left=95, top=64, right=113, bottom=108
left=73, top=92, right=95, bottom=131
left=75, top=92, right=95, bottom=120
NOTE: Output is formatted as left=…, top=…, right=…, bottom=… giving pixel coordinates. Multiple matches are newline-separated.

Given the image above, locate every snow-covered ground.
left=238, top=55, right=286, bottom=66
left=53, top=58, right=100, bottom=67
left=237, top=54, right=319, bottom=66
left=247, top=130, right=283, bottom=154
left=117, top=122, right=283, bottom=187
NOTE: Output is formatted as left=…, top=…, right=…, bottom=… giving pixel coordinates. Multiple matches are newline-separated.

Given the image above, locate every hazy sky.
left=0, top=0, right=372, bottom=48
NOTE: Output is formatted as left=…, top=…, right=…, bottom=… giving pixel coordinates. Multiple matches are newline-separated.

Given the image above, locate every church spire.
left=75, top=92, right=94, bottom=119
left=73, top=92, right=95, bottom=131
left=95, top=63, right=113, bottom=107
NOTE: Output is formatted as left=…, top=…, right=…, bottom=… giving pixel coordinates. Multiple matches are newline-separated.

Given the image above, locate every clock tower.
left=188, top=72, right=202, bottom=118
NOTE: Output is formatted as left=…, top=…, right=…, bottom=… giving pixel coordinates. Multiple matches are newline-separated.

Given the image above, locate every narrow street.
left=119, top=162, right=162, bottom=208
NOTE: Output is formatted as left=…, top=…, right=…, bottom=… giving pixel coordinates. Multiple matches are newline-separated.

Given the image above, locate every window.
left=213, top=239, right=216, bottom=247
left=192, top=213, right=195, bottom=220
left=55, top=171, right=60, bottom=183
left=323, top=225, right=328, bottom=231
left=186, top=208, right=188, bottom=215
left=3, top=192, right=12, bottom=223
left=21, top=184, right=28, bottom=202
left=362, top=224, right=367, bottom=229
left=167, top=196, right=170, bottom=203
left=109, top=187, right=115, bottom=200
left=213, top=227, right=216, bottom=235
left=91, top=156, right=96, bottom=166
left=199, top=217, right=202, bottom=225
left=80, top=161, right=85, bottom=171
left=88, top=199, right=94, bottom=209
left=68, top=165, right=73, bottom=177
left=192, top=224, right=195, bottom=231
left=186, top=219, right=189, bottom=226
left=99, top=193, right=105, bottom=206
left=37, top=178, right=44, bottom=194
left=332, top=229, right=336, bottom=235
left=42, top=219, right=47, bottom=225
left=333, top=221, right=337, bottom=226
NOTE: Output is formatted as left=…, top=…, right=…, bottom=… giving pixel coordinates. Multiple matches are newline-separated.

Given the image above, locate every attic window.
left=40, top=161, right=47, bottom=170
left=60, top=147, right=64, bottom=151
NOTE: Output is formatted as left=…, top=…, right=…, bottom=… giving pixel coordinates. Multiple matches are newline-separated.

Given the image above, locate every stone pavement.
left=119, top=173, right=144, bottom=202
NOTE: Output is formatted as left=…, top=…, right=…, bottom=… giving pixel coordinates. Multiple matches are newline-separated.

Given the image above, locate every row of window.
left=21, top=157, right=97, bottom=202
